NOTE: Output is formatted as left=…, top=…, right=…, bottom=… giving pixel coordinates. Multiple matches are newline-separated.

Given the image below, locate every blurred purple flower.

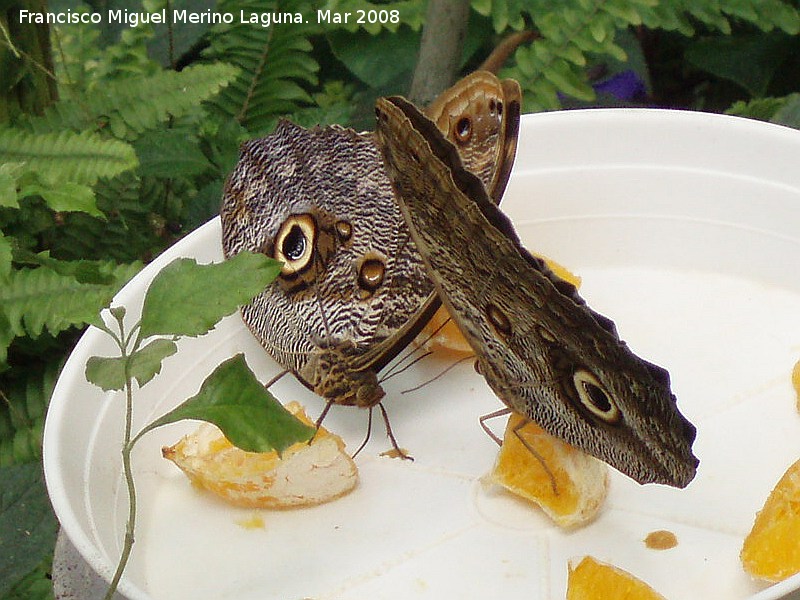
left=593, top=70, right=647, bottom=101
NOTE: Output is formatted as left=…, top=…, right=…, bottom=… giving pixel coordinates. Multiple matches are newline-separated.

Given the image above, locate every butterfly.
left=373, top=95, right=698, bottom=488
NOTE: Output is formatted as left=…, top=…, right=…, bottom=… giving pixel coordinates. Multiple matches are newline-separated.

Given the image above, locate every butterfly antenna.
left=378, top=402, right=413, bottom=460
left=400, top=354, right=474, bottom=394
left=381, top=349, right=433, bottom=383
left=381, top=313, right=451, bottom=381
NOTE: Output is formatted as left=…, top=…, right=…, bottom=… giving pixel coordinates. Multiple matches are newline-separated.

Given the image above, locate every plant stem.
left=103, top=317, right=138, bottom=600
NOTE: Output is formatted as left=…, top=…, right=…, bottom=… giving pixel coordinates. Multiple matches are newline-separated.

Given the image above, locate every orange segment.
left=489, top=412, right=608, bottom=528
left=162, top=402, right=358, bottom=509
left=419, top=254, right=581, bottom=354
left=567, top=556, right=667, bottom=599
left=741, top=458, right=800, bottom=582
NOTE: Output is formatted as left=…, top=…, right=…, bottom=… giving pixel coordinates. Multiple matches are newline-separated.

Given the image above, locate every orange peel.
left=741, top=458, right=800, bottom=582
left=163, top=402, right=357, bottom=508
left=489, top=412, right=608, bottom=528
left=567, top=556, right=667, bottom=599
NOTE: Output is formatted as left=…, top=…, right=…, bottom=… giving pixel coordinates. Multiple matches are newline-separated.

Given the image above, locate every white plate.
left=44, top=109, right=800, bottom=599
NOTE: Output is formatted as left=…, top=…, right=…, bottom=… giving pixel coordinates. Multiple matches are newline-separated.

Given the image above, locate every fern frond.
left=0, top=264, right=129, bottom=342
left=25, top=63, right=239, bottom=140
left=0, top=128, right=137, bottom=186
left=48, top=173, right=166, bottom=262
left=0, top=359, right=61, bottom=466
left=485, top=0, right=800, bottom=110
left=726, top=93, right=800, bottom=128
left=204, top=0, right=320, bottom=131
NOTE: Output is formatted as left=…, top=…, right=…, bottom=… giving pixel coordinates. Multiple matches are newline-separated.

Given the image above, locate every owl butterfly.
left=373, top=97, right=699, bottom=488
left=220, top=72, right=521, bottom=430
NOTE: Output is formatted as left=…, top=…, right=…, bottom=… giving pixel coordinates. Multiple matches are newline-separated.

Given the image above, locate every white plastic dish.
left=44, top=109, right=800, bottom=599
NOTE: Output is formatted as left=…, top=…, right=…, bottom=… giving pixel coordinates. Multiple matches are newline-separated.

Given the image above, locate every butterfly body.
left=374, top=97, right=698, bottom=488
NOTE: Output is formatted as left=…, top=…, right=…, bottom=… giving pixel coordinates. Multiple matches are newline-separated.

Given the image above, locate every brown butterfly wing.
left=425, top=71, right=521, bottom=204
left=374, top=97, right=698, bottom=488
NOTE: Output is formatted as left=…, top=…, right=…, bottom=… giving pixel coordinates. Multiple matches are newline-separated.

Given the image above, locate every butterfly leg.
left=479, top=407, right=512, bottom=445
left=512, top=417, right=559, bottom=496
left=378, top=402, right=414, bottom=461
left=263, top=368, right=290, bottom=390
left=310, top=399, right=336, bottom=445
left=351, top=406, right=374, bottom=459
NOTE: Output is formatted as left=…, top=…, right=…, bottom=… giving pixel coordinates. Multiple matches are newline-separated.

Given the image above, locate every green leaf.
left=0, top=463, right=59, bottom=596
left=685, top=33, right=796, bottom=97
left=138, top=253, right=281, bottom=339
left=11, top=252, right=141, bottom=287
left=138, top=354, right=315, bottom=454
left=18, top=180, right=101, bottom=217
left=0, top=267, right=121, bottom=341
left=772, top=94, right=800, bottom=129
left=133, top=130, right=212, bottom=177
left=0, top=234, right=10, bottom=283
left=27, top=63, right=240, bottom=139
left=86, top=338, right=178, bottom=391
left=0, top=172, right=17, bottom=209
left=3, top=556, right=53, bottom=600
left=0, top=128, right=137, bottom=187
left=204, top=0, right=319, bottom=132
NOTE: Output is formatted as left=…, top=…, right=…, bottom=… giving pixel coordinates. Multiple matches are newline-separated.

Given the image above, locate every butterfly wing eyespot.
left=455, top=116, right=472, bottom=143
left=274, top=214, right=316, bottom=276
left=573, top=369, right=621, bottom=425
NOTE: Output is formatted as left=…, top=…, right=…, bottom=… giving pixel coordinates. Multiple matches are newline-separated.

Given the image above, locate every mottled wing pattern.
left=220, top=71, right=520, bottom=408
left=374, top=96, right=698, bottom=488
left=221, top=123, right=433, bottom=403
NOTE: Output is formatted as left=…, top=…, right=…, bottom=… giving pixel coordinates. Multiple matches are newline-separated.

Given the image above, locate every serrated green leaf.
left=133, top=130, right=212, bottom=177
left=18, top=180, right=101, bottom=217
left=11, top=252, right=141, bottom=287
left=27, top=63, right=240, bottom=139
left=86, top=338, right=178, bottom=391
left=138, top=253, right=281, bottom=339
left=0, top=463, right=59, bottom=596
left=138, top=354, right=315, bottom=454
left=0, top=128, right=138, bottom=186
left=0, top=267, right=120, bottom=340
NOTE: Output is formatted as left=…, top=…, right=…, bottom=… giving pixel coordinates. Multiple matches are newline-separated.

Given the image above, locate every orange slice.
left=567, top=556, right=667, bottom=599
left=792, top=360, right=800, bottom=412
left=741, top=458, right=800, bottom=582
left=489, top=412, right=608, bottom=528
left=419, top=254, right=581, bottom=354
left=162, top=402, right=357, bottom=508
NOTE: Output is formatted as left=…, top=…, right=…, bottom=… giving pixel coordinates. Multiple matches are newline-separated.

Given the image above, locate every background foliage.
left=1, top=0, right=800, bottom=596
